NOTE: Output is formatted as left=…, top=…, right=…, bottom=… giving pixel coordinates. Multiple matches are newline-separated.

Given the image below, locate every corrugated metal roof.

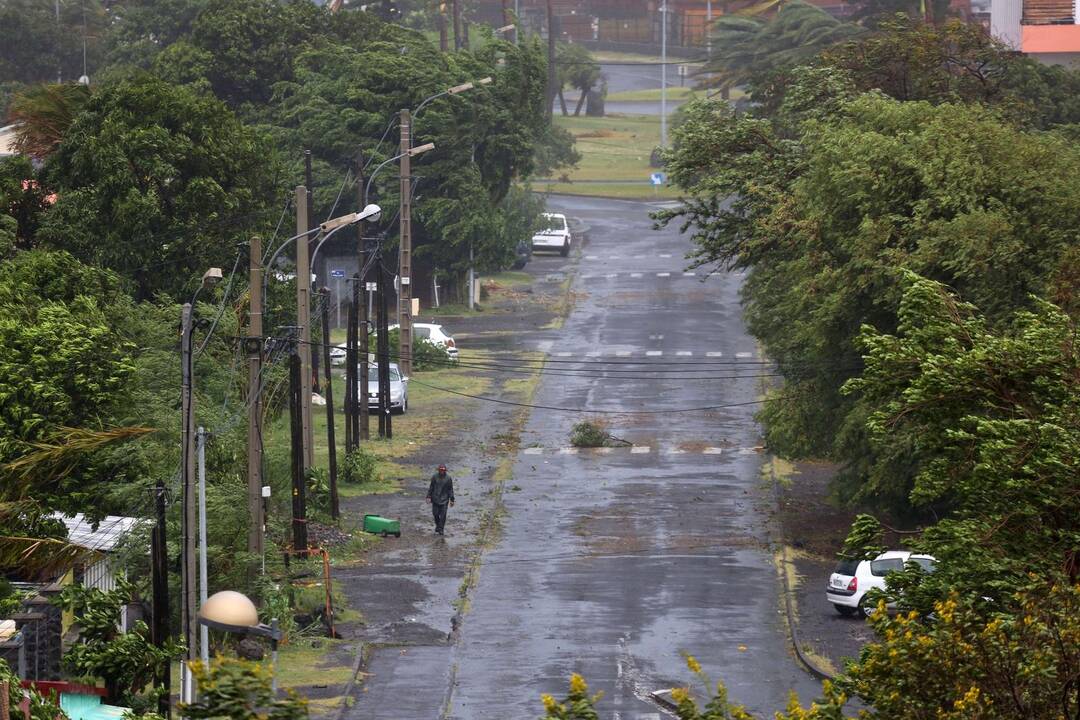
left=52, top=513, right=144, bottom=553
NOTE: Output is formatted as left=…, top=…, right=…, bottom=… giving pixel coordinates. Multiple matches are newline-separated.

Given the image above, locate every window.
left=834, top=559, right=860, bottom=576
left=911, top=557, right=936, bottom=572
left=389, top=367, right=401, bottom=381
left=414, top=326, right=431, bottom=339
left=870, top=558, right=905, bottom=576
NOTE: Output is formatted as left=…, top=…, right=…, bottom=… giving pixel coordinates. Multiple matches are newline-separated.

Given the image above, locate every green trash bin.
left=363, top=514, right=401, bottom=537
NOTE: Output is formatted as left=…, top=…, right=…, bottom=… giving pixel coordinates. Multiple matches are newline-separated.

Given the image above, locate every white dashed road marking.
left=706, top=352, right=723, bottom=357
left=523, top=447, right=543, bottom=455
left=646, top=350, right=663, bottom=356
left=703, top=447, right=724, bottom=455
left=676, top=351, right=693, bottom=357
left=559, top=447, right=579, bottom=455
left=556, top=352, right=573, bottom=357
left=735, top=352, right=754, bottom=358
left=631, top=446, right=651, bottom=454
left=630, top=272, right=643, bottom=278
left=656, top=272, right=670, bottom=277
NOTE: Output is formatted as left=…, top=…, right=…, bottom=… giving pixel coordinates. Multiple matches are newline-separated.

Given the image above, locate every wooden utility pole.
left=179, top=302, right=196, bottom=706
left=546, top=0, right=557, bottom=120
left=320, top=291, right=340, bottom=520
left=398, top=109, right=414, bottom=378
left=246, top=236, right=264, bottom=558
left=438, top=3, right=449, bottom=51
left=295, top=184, right=314, bottom=474
left=452, top=0, right=462, bottom=49
left=344, top=280, right=357, bottom=454
left=502, top=0, right=515, bottom=44
left=289, top=349, right=307, bottom=555
left=376, top=253, right=392, bottom=439
left=150, top=477, right=170, bottom=718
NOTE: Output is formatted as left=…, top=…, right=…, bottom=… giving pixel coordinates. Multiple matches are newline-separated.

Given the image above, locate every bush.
left=342, top=448, right=377, bottom=485
left=570, top=419, right=610, bottom=448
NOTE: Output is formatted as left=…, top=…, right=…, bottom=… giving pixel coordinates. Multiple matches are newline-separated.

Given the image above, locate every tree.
left=0, top=0, right=108, bottom=85
left=659, top=91, right=1080, bottom=512
left=181, top=658, right=307, bottom=720
left=556, top=43, right=601, bottom=117
left=6, top=83, right=91, bottom=159
left=55, top=579, right=180, bottom=705
left=38, top=74, right=281, bottom=299
left=842, top=273, right=1080, bottom=604
left=0, top=156, right=53, bottom=250
left=701, top=1, right=862, bottom=94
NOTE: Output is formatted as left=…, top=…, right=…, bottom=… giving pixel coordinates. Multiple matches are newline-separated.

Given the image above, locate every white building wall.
left=991, top=0, right=1023, bottom=48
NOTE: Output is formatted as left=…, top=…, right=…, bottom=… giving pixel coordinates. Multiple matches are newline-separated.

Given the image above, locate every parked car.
left=364, top=362, right=408, bottom=414
left=330, top=343, right=347, bottom=366
left=531, top=212, right=571, bottom=257
left=826, top=551, right=936, bottom=617
left=388, top=322, right=459, bottom=361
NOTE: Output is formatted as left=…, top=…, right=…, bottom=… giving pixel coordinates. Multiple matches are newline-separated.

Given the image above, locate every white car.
left=388, top=322, right=459, bottom=361
left=826, top=550, right=936, bottom=617
left=330, top=343, right=348, bottom=366
left=364, top=362, right=408, bottom=414
left=531, top=212, right=571, bottom=257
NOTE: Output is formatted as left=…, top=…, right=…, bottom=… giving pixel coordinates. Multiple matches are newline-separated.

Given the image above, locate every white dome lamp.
left=199, top=590, right=283, bottom=689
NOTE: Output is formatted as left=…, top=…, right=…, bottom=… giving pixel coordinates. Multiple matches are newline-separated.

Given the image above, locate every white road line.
left=706, top=351, right=723, bottom=357
left=608, top=256, right=621, bottom=260
left=646, top=350, right=663, bottom=357
left=649, top=334, right=664, bottom=340
left=630, top=272, right=643, bottom=278
left=735, top=352, right=754, bottom=358
left=631, top=446, right=651, bottom=454
left=559, top=447, right=579, bottom=455
left=703, top=447, right=724, bottom=455
left=592, top=447, right=612, bottom=455
left=556, top=352, right=573, bottom=357
left=656, top=272, right=670, bottom=277
left=615, top=350, right=632, bottom=357
left=683, top=272, right=697, bottom=277
left=523, top=447, right=543, bottom=455
left=605, top=273, right=619, bottom=279
left=633, top=254, right=646, bottom=259
left=585, top=255, right=599, bottom=260
left=659, top=253, right=672, bottom=258
left=585, top=351, right=601, bottom=358
left=676, top=351, right=693, bottom=357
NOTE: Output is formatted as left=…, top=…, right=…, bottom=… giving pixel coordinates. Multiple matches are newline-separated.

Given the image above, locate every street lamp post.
left=180, top=267, right=222, bottom=706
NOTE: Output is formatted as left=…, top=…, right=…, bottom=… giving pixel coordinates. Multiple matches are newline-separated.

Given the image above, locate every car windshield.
left=911, top=557, right=936, bottom=572
left=833, top=559, right=859, bottom=576
left=870, top=558, right=905, bottom=576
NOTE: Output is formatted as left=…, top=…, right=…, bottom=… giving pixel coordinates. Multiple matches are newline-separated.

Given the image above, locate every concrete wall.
left=991, top=0, right=1022, bottom=48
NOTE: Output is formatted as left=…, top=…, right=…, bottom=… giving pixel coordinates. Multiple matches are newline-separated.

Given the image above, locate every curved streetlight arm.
left=310, top=220, right=364, bottom=272
left=364, top=145, right=434, bottom=205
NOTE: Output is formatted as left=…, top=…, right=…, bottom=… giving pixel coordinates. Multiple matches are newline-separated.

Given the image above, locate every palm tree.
left=6, top=82, right=91, bottom=159
left=701, top=0, right=863, bottom=93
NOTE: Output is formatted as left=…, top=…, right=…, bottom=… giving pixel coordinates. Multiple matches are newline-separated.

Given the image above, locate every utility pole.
left=398, top=109, right=414, bottom=379
left=320, top=291, right=340, bottom=520
left=246, top=236, right=264, bottom=560
left=306, top=153, right=321, bottom=397
left=355, top=152, right=370, bottom=441
left=376, top=252, right=392, bottom=439
left=197, top=427, right=208, bottom=665
left=289, top=347, right=307, bottom=555
left=452, top=0, right=462, bottom=49
left=546, top=0, right=557, bottom=120
left=438, top=2, right=449, bottom=51
left=295, top=184, right=314, bottom=474
left=661, top=1, right=668, bottom=148
left=344, top=279, right=357, bottom=454
left=150, top=477, right=170, bottom=718
left=502, top=0, right=514, bottom=44
left=179, top=303, right=196, bottom=706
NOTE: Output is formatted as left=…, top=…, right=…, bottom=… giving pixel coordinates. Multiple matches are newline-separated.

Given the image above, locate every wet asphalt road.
left=349, top=196, right=823, bottom=718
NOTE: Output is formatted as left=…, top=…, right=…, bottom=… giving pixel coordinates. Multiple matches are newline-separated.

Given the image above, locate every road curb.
left=768, top=456, right=837, bottom=683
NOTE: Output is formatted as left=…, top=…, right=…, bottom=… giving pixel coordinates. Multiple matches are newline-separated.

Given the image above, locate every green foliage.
left=181, top=658, right=307, bottom=720
left=55, top=579, right=181, bottom=704
left=0, top=156, right=51, bottom=251
left=661, top=90, right=1080, bottom=513
left=569, top=420, right=611, bottom=448
left=840, top=584, right=1080, bottom=718
left=541, top=674, right=601, bottom=720
left=837, top=514, right=884, bottom=562
left=702, top=1, right=862, bottom=94
left=342, top=448, right=378, bottom=485
left=842, top=274, right=1080, bottom=607
left=38, top=74, right=281, bottom=299
left=0, top=0, right=108, bottom=85
left=0, top=657, right=71, bottom=720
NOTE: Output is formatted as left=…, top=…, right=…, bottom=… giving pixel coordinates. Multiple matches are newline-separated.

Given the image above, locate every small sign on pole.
left=650, top=172, right=666, bottom=186
left=330, top=269, right=345, bottom=279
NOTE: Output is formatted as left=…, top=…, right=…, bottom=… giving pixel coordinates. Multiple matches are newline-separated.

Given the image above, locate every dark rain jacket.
left=427, top=473, right=455, bottom=506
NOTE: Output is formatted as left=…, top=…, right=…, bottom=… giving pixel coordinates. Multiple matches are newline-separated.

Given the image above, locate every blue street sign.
left=330, top=269, right=346, bottom=278
left=650, top=172, right=666, bottom=186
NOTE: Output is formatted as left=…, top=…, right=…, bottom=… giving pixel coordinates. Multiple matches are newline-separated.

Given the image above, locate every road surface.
left=345, top=195, right=823, bottom=719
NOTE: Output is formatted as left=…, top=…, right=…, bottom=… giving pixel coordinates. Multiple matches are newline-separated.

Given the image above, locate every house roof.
left=52, top=513, right=144, bottom=553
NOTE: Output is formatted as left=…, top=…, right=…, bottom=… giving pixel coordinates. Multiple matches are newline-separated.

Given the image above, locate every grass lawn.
left=552, top=113, right=662, bottom=183
left=605, top=86, right=697, bottom=102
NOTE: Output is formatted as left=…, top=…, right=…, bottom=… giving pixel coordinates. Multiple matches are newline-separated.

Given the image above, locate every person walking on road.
left=426, top=464, right=455, bottom=535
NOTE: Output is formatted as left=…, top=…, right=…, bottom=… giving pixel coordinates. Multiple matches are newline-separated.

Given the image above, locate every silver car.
left=364, top=362, right=408, bottom=414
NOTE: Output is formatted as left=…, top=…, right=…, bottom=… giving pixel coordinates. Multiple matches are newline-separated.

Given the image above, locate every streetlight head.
left=359, top=203, right=382, bottom=223
left=478, top=77, right=493, bottom=85
left=495, top=24, right=515, bottom=34
left=200, top=590, right=258, bottom=629
left=408, top=142, right=435, bottom=157
left=448, top=82, right=474, bottom=95
left=201, top=267, right=223, bottom=288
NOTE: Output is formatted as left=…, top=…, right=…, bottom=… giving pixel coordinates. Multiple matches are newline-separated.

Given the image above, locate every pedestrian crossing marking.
left=526, top=445, right=750, bottom=457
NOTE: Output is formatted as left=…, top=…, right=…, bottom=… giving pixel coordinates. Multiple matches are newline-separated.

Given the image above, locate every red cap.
left=438, top=464, right=447, bottom=471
